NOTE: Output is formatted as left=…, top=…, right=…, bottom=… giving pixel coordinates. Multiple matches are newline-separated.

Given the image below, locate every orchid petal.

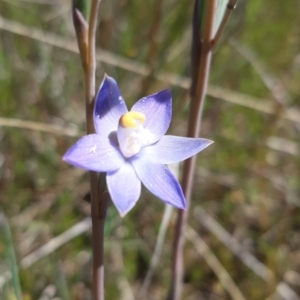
left=107, top=162, right=141, bottom=217
left=94, top=75, right=128, bottom=138
left=131, top=90, right=172, bottom=144
left=63, top=134, right=124, bottom=172
left=141, top=136, right=213, bottom=164
left=130, top=156, right=185, bottom=209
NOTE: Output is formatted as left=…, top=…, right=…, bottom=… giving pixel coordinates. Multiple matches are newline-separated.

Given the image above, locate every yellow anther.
left=119, top=111, right=145, bottom=128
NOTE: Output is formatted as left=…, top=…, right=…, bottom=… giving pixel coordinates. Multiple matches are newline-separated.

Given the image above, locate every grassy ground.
left=0, top=0, right=300, bottom=299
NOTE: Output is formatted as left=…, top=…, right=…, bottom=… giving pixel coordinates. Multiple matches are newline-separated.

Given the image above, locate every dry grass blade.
left=195, top=207, right=272, bottom=280
left=275, top=283, right=300, bottom=300
left=194, top=207, right=300, bottom=300
left=266, top=283, right=300, bottom=300
left=1, top=115, right=299, bottom=159
left=20, top=218, right=91, bottom=268
left=0, top=218, right=92, bottom=290
left=0, top=117, right=80, bottom=137
left=109, top=241, right=135, bottom=300
left=185, top=225, right=247, bottom=300
left=266, top=136, right=300, bottom=156
left=0, top=271, right=12, bottom=291
left=138, top=205, right=173, bottom=298
left=229, top=38, right=287, bottom=105
left=206, top=86, right=300, bottom=124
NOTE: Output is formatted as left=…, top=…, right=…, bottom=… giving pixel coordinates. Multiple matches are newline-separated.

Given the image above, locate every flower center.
left=117, top=111, right=146, bottom=158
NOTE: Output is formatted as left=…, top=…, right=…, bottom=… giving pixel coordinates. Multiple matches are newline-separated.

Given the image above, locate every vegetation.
left=0, top=0, right=300, bottom=299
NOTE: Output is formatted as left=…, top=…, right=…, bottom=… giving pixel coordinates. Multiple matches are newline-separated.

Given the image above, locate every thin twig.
left=168, top=2, right=216, bottom=299
left=1, top=16, right=300, bottom=123
left=185, top=225, right=247, bottom=300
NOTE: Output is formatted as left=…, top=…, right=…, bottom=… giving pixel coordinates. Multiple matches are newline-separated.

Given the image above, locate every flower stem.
left=168, top=1, right=216, bottom=300
left=87, top=2, right=106, bottom=300
left=73, top=0, right=105, bottom=299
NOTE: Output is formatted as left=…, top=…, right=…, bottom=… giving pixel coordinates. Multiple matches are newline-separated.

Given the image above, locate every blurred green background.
left=0, top=0, right=300, bottom=299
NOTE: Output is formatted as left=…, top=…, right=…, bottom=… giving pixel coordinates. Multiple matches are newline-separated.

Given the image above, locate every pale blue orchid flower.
left=63, top=75, right=213, bottom=216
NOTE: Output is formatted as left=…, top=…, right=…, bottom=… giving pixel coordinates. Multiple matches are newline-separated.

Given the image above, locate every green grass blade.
left=0, top=212, right=22, bottom=300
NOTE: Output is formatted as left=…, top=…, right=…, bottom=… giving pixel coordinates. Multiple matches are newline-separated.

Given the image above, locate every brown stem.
left=168, top=2, right=216, bottom=300
left=85, top=1, right=106, bottom=300
left=213, top=0, right=238, bottom=47
left=73, top=0, right=105, bottom=299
